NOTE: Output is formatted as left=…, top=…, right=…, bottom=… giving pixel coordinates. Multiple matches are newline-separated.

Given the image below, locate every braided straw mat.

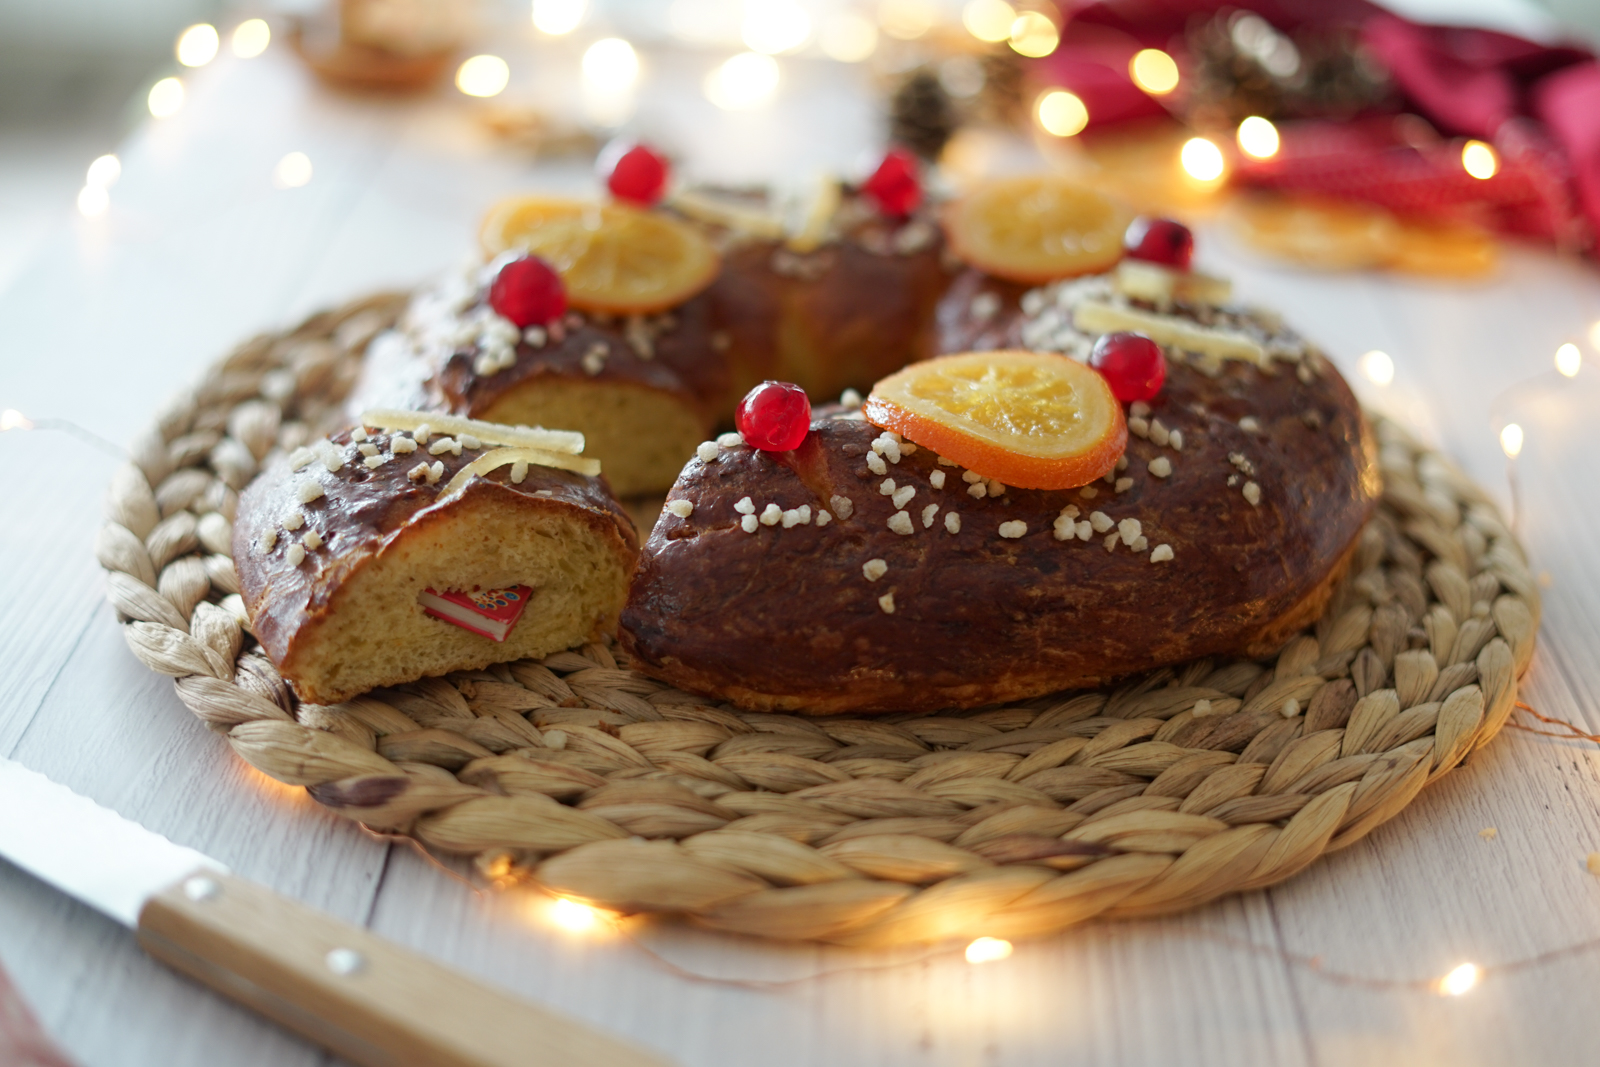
left=98, top=293, right=1540, bottom=947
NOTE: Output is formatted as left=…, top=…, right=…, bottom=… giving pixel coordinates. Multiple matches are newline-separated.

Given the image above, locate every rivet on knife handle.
left=137, top=870, right=670, bottom=1067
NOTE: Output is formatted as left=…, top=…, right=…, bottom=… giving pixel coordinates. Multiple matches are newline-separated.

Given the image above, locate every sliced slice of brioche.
left=235, top=421, right=637, bottom=705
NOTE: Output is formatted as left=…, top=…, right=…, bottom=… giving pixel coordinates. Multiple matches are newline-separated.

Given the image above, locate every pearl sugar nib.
left=488, top=255, right=567, bottom=328
left=735, top=380, right=812, bottom=452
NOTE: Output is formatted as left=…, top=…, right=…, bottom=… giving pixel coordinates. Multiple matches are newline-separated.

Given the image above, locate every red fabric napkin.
left=0, top=959, right=76, bottom=1067
left=1040, top=0, right=1600, bottom=252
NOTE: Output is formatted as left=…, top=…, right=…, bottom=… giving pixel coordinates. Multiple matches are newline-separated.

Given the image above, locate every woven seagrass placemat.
left=98, top=294, right=1539, bottom=947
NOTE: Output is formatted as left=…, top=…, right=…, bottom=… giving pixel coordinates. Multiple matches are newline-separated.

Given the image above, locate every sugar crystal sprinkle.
left=510, top=461, right=528, bottom=483
left=460, top=434, right=481, bottom=450
left=286, top=543, right=306, bottom=566
left=863, top=558, right=888, bottom=581
left=987, top=479, right=1006, bottom=497
left=760, top=503, right=782, bottom=526
left=351, top=427, right=368, bottom=443
left=666, top=499, right=694, bottom=519
left=1170, top=430, right=1184, bottom=451
left=1239, top=416, right=1260, bottom=433
left=892, top=485, right=915, bottom=509
left=998, top=520, right=1027, bottom=539
left=922, top=503, right=940, bottom=528
left=880, top=478, right=897, bottom=496
left=967, top=482, right=988, bottom=499
left=841, top=388, right=863, bottom=407
left=358, top=442, right=379, bottom=457
left=735, top=496, right=756, bottom=515
left=718, top=431, right=744, bottom=448
left=696, top=441, right=719, bottom=463
left=815, top=509, right=832, bottom=526
left=1116, top=477, right=1134, bottom=493
left=866, top=451, right=888, bottom=476
left=1149, top=457, right=1173, bottom=478
left=413, top=424, right=431, bottom=444
left=289, top=447, right=315, bottom=471
left=1117, top=518, right=1142, bottom=544
left=1089, top=511, right=1113, bottom=533
left=887, top=511, right=914, bottom=535
left=283, top=512, right=305, bottom=531
left=781, top=508, right=805, bottom=528
left=878, top=592, right=896, bottom=614
left=303, top=530, right=323, bottom=550
left=830, top=494, right=854, bottom=519
left=427, top=461, right=444, bottom=484
left=408, top=462, right=430, bottom=482
left=930, top=470, right=946, bottom=489
left=363, top=455, right=385, bottom=469
left=741, top=514, right=759, bottom=533
left=261, top=529, right=278, bottom=551
left=1076, top=520, right=1092, bottom=540
left=938, top=456, right=959, bottom=466
left=1079, top=485, right=1099, bottom=499
left=945, top=511, right=961, bottom=534
left=1243, top=481, right=1262, bottom=506
left=392, top=436, right=417, bottom=454
left=298, top=482, right=325, bottom=504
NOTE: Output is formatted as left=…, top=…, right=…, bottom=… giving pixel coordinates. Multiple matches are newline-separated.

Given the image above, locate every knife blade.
left=0, top=757, right=668, bottom=1067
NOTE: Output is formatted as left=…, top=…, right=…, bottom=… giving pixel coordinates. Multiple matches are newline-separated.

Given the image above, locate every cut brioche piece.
left=235, top=424, right=637, bottom=705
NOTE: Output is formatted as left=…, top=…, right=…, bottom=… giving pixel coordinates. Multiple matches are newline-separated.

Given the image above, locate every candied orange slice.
left=479, top=195, right=720, bottom=313
left=1228, top=195, right=1397, bottom=271
left=864, top=350, right=1127, bottom=490
left=1387, top=218, right=1496, bottom=277
left=943, top=175, right=1133, bottom=283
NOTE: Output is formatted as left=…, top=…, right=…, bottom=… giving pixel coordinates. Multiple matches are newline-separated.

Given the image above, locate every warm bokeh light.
left=1035, top=89, right=1088, bottom=137
left=1441, top=962, right=1482, bottom=995
left=1557, top=342, right=1581, bottom=377
left=1180, top=136, right=1225, bottom=181
left=583, top=38, right=640, bottom=90
left=548, top=897, right=602, bottom=932
left=147, top=77, right=185, bottom=118
left=76, top=185, right=109, bottom=217
left=1462, top=140, right=1498, bottom=180
left=743, top=0, right=810, bottom=54
left=0, top=409, right=33, bottom=432
left=273, top=152, right=313, bottom=189
left=532, top=0, right=585, bottom=35
left=1499, top=424, right=1523, bottom=458
left=1359, top=349, right=1395, bottom=386
left=819, top=11, right=878, bottom=62
left=1129, top=49, right=1179, bottom=94
left=962, top=0, right=1015, bottom=42
left=86, top=154, right=120, bottom=188
left=232, top=18, right=271, bottom=58
left=965, top=937, right=1014, bottom=963
left=1009, top=10, right=1059, bottom=57
left=704, top=51, right=779, bottom=110
left=879, top=0, right=938, bottom=40
left=456, top=54, right=510, bottom=97
left=176, top=23, right=219, bottom=67
left=1237, top=115, right=1280, bottom=159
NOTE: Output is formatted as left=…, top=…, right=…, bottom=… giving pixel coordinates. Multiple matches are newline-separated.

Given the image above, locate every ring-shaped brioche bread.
left=617, top=269, right=1380, bottom=714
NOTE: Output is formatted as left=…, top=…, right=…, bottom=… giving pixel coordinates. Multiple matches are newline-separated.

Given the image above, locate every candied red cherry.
left=488, top=255, right=567, bottom=328
left=862, top=147, right=922, bottom=218
left=1124, top=216, right=1194, bottom=270
left=735, top=381, right=811, bottom=452
left=600, top=141, right=670, bottom=206
left=1089, top=331, right=1166, bottom=402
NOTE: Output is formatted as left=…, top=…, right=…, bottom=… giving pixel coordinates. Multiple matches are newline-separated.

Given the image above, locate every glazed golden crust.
left=619, top=303, right=1379, bottom=714
left=432, top=300, right=728, bottom=427
left=703, top=216, right=953, bottom=404
left=234, top=428, right=638, bottom=698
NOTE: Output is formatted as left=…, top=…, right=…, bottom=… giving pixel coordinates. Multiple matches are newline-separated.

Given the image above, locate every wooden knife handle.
left=137, top=870, right=669, bottom=1067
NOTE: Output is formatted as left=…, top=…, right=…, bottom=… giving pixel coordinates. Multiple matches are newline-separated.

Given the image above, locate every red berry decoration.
left=735, top=381, right=811, bottom=452
left=488, top=255, right=567, bottom=328
left=862, top=147, right=922, bottom=218
left=1124, top=216, right=1195, bottom=270
left=1089, top=331, right=1166, bottom=402
left=601, top=141, right=670, bottom=206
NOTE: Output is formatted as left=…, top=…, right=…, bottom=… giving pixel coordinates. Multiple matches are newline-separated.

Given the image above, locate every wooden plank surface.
left=4, top=27, right=1600, bottom=1067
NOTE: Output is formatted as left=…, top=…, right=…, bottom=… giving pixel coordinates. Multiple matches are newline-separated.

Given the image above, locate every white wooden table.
left=5, top=29, right=1600, bottom=1067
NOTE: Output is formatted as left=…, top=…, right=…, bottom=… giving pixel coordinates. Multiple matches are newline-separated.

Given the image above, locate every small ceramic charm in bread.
left=620, top=209, right=1379, bottom=714
left=233, top=410, right=637, bottom=705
